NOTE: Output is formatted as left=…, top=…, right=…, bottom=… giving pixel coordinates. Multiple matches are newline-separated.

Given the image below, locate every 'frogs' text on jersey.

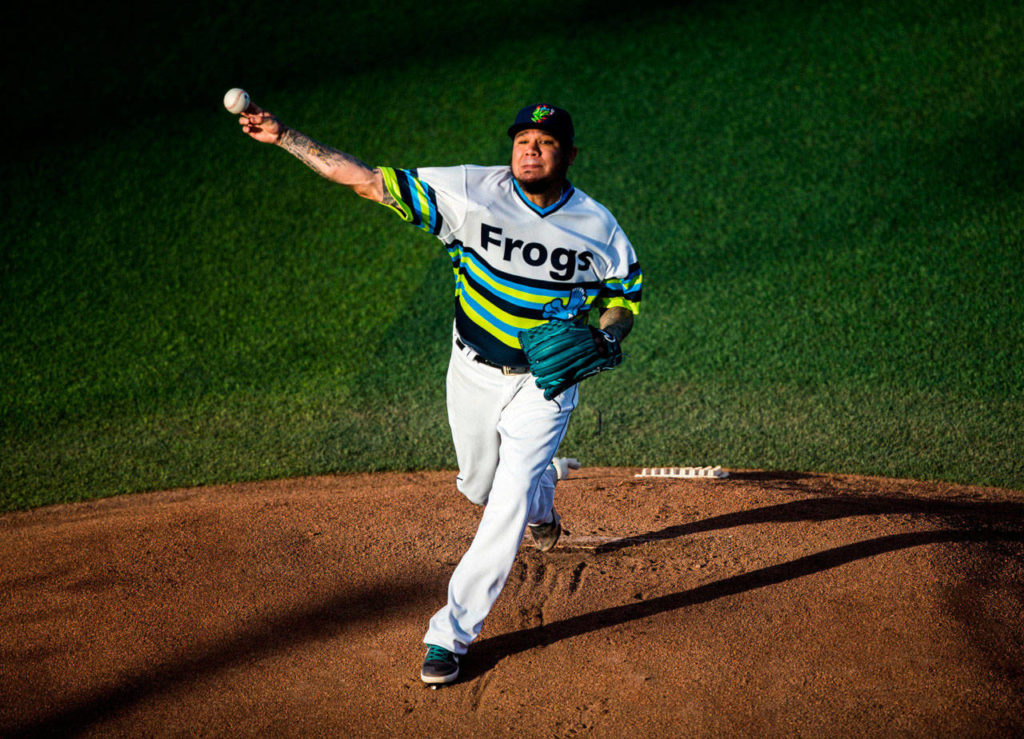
left=378, top=164, right=642, bottom=366
left=478, top=224, right=595, bottom=281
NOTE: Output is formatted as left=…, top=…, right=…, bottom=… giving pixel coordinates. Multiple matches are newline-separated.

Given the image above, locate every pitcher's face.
left=511, top=128, right=576, bottom=193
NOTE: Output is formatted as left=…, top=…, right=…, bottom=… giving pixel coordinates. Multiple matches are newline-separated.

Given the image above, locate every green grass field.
left=3, top=0, right=1023, bottom=510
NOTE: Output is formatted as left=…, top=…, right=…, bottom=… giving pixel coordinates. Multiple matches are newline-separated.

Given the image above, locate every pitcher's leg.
left=446, top=345, right=503, bottom=505
left=528, top=463, right=558, bottom=526
left=506, top=385, right=578, bottom=529
left=423, top=466, right=532, bottom=653
left=424, top=383, right=577, bottom=653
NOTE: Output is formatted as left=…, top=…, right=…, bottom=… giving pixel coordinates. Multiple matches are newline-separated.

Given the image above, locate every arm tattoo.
left=278, top=128, right=371, bottom=180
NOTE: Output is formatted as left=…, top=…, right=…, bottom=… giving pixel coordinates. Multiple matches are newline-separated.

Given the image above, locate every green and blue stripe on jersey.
left=450, top=242, right=607, bottom=363
left=595, top=261, right=643, bottom=313
left=378, top=166, right=642, bottom=365
left=379, top=167, right=444, bottom=235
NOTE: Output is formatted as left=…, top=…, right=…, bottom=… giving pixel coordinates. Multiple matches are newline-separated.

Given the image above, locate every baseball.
left=223, top=88, right=250, bottom=115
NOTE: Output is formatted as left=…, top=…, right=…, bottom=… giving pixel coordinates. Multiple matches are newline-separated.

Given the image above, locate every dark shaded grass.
left=2, top=0, right=1022, bottom=509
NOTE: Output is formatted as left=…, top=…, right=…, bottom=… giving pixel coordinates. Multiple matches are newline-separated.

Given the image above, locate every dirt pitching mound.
left=2, top=468, right=1022, bottom=736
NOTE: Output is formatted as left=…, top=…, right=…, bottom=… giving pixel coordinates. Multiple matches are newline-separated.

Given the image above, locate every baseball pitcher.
left=235, top=101, right=643, bottom=685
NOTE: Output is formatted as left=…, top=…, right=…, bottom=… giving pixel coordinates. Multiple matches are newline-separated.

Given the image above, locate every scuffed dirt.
left=1, top=468, right=1022, bottom=736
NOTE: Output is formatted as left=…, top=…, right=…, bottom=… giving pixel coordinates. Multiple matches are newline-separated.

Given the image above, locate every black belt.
left=455, top=338, right=530, bottom=375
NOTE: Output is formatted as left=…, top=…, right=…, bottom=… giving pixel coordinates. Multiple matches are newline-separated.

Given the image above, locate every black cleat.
left=421, top=644, right=460, bottom=685
left=528, top=509, right=562, bottom=552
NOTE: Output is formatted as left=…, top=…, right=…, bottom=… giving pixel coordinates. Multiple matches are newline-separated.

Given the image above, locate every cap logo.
left=531, top=105, right=555, bottom=123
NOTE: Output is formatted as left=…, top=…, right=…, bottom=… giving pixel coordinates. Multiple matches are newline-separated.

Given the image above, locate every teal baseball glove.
left=519, top=319, right=623, bottom=400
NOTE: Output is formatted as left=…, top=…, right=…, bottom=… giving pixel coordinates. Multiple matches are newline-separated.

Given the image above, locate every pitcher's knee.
left=456, top=476, right=490, bottom=506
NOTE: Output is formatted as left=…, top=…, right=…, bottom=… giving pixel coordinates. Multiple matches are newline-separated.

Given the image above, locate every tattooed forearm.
left=277, top=128, right=372, bottom=180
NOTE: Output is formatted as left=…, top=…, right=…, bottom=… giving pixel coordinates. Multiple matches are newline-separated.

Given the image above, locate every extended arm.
left=238, top=106, right=393, bottom=204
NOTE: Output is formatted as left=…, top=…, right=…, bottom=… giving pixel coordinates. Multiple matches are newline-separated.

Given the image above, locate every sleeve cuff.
left=377, top=166, right=414, bottom=222
left=595, top=296, right=640, bottom=315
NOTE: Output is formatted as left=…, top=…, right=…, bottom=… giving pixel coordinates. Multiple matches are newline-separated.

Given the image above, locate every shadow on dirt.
left=467, top=492, right=1024, bottom=681
left=726, top=470, right=818, bottom=482
left=466, top=526, right=1024, bottom=682
left=578, top=495, right=1024, bottom=554
left=5, top=579, right=434, bottom=738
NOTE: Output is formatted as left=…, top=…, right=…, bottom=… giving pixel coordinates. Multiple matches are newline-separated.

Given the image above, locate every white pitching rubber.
left=635, top=466, right=729, bottom=479
left=551, top=457, right=581, bottom=481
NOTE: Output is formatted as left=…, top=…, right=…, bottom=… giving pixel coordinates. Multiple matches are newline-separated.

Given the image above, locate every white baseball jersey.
left=378, top=165, right=643, bottom=366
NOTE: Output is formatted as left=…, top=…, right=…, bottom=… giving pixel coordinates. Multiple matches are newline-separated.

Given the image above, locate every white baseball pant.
left=423, top=334, right=578, bottom=654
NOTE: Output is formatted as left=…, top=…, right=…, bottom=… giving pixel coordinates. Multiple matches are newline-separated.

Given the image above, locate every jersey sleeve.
left=376, top=165, right=467, bottom=242
left=594, top=225, right=643, bottom=315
